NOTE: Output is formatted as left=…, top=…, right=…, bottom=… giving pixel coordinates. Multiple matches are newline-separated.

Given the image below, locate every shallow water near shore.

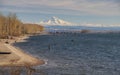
left=14, top=33, right=120, bottom=75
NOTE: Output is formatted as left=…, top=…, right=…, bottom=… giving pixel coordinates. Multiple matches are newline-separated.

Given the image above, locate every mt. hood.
left=39, top=16, right=75, bottom=26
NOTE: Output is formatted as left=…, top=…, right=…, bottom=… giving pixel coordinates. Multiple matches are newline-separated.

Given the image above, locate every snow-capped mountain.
left=39, top=16, right=120, bottom=27
left=39, top=16, right=75, bottom=26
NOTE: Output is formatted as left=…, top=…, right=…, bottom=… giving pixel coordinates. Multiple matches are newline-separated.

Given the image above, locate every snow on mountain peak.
left=51, top=16, right=58, bottom=20
left=39, top=16, right=75, bottom=26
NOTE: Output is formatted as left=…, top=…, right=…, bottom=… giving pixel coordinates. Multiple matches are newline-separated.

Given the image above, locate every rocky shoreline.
left=0, top=35, right=45, bottom=67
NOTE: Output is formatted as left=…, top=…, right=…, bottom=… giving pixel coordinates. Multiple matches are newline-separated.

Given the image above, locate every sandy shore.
left=0, top=35, right=45, bottom=67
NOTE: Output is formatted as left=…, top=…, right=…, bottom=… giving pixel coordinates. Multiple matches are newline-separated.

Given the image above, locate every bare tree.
left=0, top=12, right=44, bottom=39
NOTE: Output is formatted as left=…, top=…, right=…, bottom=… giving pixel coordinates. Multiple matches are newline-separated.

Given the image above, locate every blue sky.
left=0, top=0, right=120, bottom=26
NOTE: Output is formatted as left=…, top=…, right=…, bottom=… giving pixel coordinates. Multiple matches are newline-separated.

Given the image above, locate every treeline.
left=23, top=23, right=44, bottom=34
left=0, top=12, right=44, bottom=39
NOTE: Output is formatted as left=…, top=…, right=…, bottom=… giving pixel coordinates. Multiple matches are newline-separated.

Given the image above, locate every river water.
left=14, top=33, right=120, bottom=75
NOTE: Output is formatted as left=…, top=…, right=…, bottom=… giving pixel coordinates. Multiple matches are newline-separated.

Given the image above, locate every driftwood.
left=0, top=52, right=11, bottom=54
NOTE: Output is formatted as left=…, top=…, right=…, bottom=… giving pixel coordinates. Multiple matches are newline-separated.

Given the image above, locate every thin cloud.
left=0, top=0, right=120, bottom=16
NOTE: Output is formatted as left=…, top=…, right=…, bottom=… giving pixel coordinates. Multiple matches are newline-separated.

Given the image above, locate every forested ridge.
left=0, top=12, right=44, bottom=39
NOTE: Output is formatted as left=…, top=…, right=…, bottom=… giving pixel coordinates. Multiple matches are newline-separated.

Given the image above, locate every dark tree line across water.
left=0, top=12, right=44, bottom=39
